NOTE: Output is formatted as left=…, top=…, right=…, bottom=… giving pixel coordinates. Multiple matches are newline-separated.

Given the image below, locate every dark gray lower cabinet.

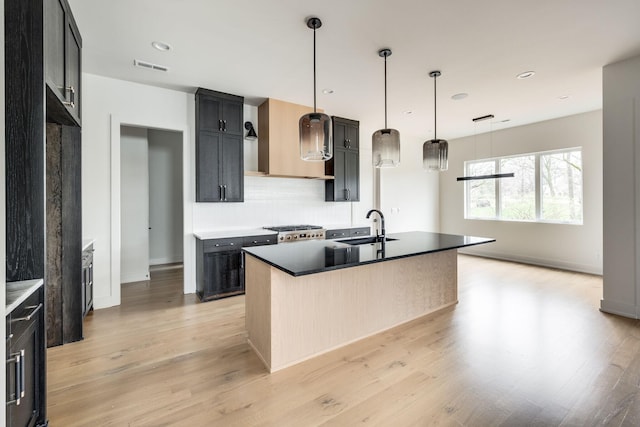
left=196, top=234, right=277, bottom=301
left=6, top=284, right=47, bottom=427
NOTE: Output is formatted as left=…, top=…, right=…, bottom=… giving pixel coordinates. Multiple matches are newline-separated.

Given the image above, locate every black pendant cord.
left=433, top=73, right=437, bottom=140
left=313, top=26, right=317, bottom=113
left=384, top=54, right=388, bottom=129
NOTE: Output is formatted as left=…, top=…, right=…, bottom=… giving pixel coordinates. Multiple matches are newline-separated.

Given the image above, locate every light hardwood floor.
left=47, top=255, right=640, bottom=426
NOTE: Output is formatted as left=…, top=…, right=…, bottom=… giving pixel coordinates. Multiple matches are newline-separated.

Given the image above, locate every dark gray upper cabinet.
left=44, top=0, right=82, bottom=126
left=195, top=88, right=244, bottom=202
left=196, top=88, right=243, bottom=135
left=326, top=117, right=360, bottom=202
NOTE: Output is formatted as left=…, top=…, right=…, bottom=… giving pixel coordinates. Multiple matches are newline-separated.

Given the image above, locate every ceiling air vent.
left=133, top=59, right=169, bottom=72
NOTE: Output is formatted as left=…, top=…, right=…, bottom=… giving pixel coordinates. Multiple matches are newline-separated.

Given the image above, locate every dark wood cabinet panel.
left=45, top=0, right=66, bottom=100
left=46, top=124, right=83, bottom=346
left=220, top=134, right=244, bottom=202
left=196, top=131, right=222, bottom=201
left=344, top=150, right=360, bottom=201
left=197, top=95, right=222, bottom=132
left=326, top=117, right=360, bottom=202
left=5, top=0, right=46, bottom=282
left=44, top=0, right=82, bottom=126
left=221, top=100, right=243, bottom=135
left=195, top=88, right=244, bottom=202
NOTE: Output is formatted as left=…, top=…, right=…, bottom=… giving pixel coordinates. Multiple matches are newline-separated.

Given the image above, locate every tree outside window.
left=464, top=148, right=583, bottom=224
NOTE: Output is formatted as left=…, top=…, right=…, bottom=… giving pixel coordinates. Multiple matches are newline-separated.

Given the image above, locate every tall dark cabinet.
left=6, top=0, right=83, bottom=424
left=195, top=88, right=244, bottom=202
left=5, top=0, right=49, bottom=424
left=325, top=117, right=360, bottom=202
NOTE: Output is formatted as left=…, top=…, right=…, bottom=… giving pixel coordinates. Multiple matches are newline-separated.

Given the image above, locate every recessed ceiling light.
left=151, top=41, right=171, bottom=51
left=516, top=71, right=535, bottom=79
left=322, top=89, right=334, bottom=94
left=451, top=93, right=468, bottom=100
left=558, top=95, right=570, bottom=100
left=403, top=110, right=413, bottom=115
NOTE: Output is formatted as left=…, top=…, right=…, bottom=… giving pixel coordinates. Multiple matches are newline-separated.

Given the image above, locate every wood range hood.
left=251, top=98, right=333, bottom=180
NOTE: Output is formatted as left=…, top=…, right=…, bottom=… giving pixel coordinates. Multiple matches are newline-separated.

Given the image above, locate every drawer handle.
left=12, top=303, right=43, bottom=322
left=253, top=240, right=258, bottom=244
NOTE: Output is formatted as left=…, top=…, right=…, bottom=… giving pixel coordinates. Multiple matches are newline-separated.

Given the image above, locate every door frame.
left=110, top=114, right=193, bottom=306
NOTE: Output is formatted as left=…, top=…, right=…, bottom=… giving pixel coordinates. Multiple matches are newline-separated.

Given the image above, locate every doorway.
left=120, top=126, right=183, bottom=284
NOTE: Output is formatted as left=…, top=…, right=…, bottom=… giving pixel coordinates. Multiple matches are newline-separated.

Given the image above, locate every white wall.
left=82, top=73, right=193, bottom=308
left=602, top=54, right=640, bottom=319
left=440, top=110, right=603, bottom=275
left=82, top=73, right=439, bottom=307
left=148, top=129, right=183, bottom=265
left=120, top=126, right=150, bottom=283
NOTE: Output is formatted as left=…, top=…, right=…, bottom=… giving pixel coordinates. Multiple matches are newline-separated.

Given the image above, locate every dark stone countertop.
left=243, top=231, right=495, bottom=277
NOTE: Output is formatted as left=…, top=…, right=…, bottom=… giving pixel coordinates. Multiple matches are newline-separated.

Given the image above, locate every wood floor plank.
left=46, top=256, right=640, bottom=426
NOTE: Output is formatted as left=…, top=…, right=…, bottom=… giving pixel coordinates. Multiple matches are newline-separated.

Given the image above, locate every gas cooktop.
left=263, top=225, right=323, bottom=232
left=263, top=225, right=326, bottom=243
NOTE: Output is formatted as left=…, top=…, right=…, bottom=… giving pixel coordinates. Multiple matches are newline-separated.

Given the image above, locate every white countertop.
left=324, top=224, right=370, bottom=230
left=6, top=278, right=44, bottom=314
left=82, top=238, right=95, bottom=251
left=194, top=228, right=277, bottom=240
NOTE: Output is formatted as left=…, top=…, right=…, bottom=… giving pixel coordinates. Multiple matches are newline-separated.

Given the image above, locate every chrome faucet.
left=366, top=209, right=385, bottom=243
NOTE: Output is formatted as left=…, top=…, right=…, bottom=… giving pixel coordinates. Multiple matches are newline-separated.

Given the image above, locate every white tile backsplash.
left=193, top=176, right=354, bottom=230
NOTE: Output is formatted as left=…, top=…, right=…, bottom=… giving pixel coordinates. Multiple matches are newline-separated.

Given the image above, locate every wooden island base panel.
left=245, top=249, right=457, bottom=372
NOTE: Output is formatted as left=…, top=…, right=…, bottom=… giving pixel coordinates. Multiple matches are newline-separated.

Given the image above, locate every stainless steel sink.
left=337, top=237, right=397, bottom=245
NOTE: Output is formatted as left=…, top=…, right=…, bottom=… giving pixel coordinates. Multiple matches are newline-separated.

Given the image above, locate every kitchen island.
left=243, top=231, right=494, bottom=372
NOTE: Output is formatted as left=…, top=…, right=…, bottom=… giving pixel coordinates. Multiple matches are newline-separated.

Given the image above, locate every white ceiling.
left=68, top=0, right=640, bottom=140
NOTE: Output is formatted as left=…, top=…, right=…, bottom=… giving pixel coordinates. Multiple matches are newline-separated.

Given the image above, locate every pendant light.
left=299, top=17, right=332, bottom=162
left=372, top=48, right=400, bottom=168
left=456, top=114, right=514, bottom=181
left=423, top=71, right=448, bottom=171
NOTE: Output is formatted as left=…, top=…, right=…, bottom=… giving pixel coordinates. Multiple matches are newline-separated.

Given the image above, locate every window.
left=464, top=148, right=582, bottom=224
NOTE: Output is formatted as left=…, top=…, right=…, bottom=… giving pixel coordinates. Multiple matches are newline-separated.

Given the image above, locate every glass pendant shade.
left=372, top=128, right=401, bottom=168
left=423, top=70, right=448, bottom=171
left=423, top=139, right=448, bottom=171
left=299, top=17, right=332, bottom=162
left=300, top=112, right=333, bottom=161
left=372, top=48, right=400, bottom=168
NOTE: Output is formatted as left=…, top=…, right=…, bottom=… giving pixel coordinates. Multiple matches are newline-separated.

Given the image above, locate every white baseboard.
left=120, top=271, right=150, bottom=284
left=600, top=299, right=640, bottom=319
left=459, top=248, right=603, bottom=276
left=150, top=255, right=183, bottom=266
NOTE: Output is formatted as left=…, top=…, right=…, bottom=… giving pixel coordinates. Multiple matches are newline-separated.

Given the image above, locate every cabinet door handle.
left=223, top=120, right=227, bottom=131
left=63, top=86, right=76, bottom=108
left=19, top=349, right=25, bottom=399
left=219, top=185, right=223, bottom=201
left=223, top=185, right=227, bottom=201
left=6, top=349, right=24, bottom=406
left=12, top=303, right=43, bottom=322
